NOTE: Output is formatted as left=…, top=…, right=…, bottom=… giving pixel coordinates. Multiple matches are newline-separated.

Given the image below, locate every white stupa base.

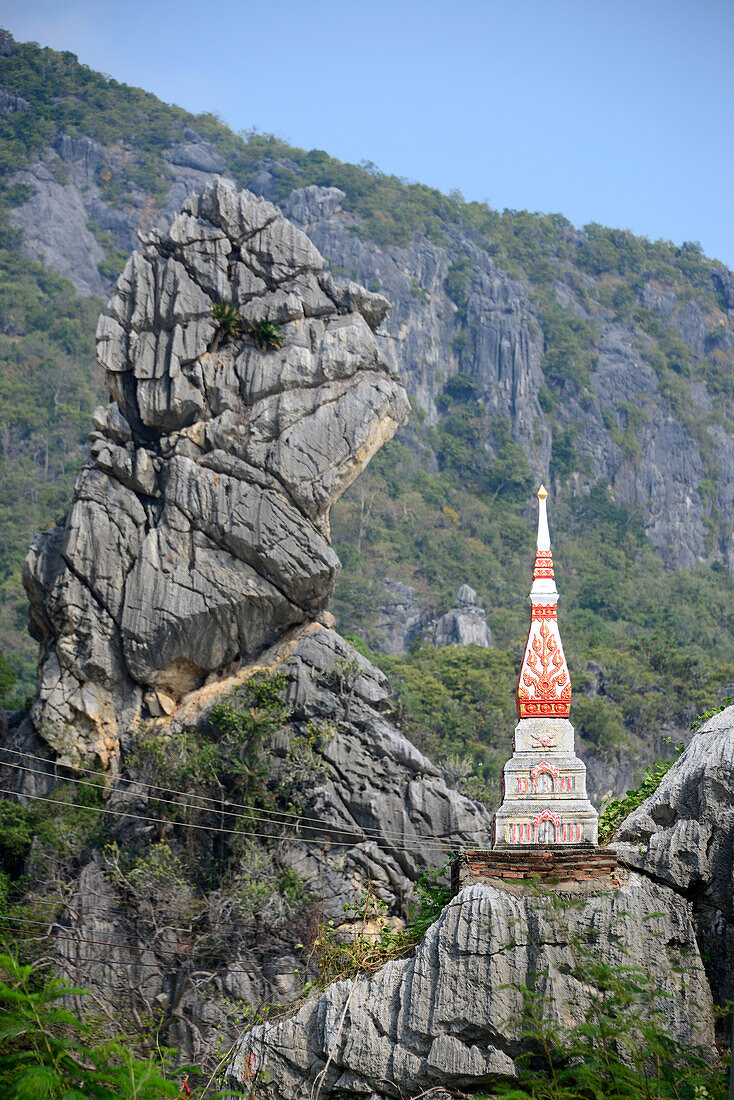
left=492, top=718, right=599, bottom=848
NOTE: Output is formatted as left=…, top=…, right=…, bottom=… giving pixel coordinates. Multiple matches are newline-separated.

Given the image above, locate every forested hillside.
left=2, top=31, right=734, bottom=800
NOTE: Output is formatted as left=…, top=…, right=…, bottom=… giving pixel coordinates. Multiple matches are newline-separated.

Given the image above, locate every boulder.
left=430, top=584, right=492, bottom=648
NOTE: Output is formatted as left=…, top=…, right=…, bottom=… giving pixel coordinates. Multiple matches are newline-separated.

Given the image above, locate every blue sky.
left=4, top=0, right=734, bottom=266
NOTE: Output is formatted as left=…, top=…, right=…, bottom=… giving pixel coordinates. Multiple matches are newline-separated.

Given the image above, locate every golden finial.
left=537, top=485, right=548, bottom=501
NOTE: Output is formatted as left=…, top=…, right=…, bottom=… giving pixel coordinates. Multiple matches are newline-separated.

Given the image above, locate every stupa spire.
left=516, top=486, right=571, bottom=719
left=492, top=484, right=598, bottom=849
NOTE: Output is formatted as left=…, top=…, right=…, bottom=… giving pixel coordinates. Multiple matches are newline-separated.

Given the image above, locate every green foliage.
left=0, top=782, right=106, bottom=889
left=537, top=293, right=598, bottom=391
left=133, top=672, right=291, bottom=813
left=0, top=654, right=16, bottom=704
left=333, top=441, right=734, bottom=777
left=249, top=317, right=284, bottom=350
left=0, top=800, right=35, bottom=880
left=3, top=31, right=734, bottom=795
left=86, top=220, right=128, bottom=282
left=690, top=695, right=734, bottom=732
left=487, top=417, right=534, bottom=502
left=598, top=739, right=686, bottom=843
left=305, top=860, right=453, bottom=989
left=550, top=422, right=588, bottom=481
left=572, top=695, right=629, bottom=756
left=0, top=249, right=103, bottom=697
left=444, top=252, right=473, bottom=315
left=0, top=952, right=186, bottom=1098
left=405, top=859, right=453, bottom=940
left=211, top=300, right=243, bottom=343
left=440, top=370, right=476, bottom=405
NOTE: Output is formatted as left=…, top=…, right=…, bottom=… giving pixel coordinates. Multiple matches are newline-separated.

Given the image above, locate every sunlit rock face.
left=23, top=178, right=409, bottom=766
left=227, top=877, right=713, bottom=1100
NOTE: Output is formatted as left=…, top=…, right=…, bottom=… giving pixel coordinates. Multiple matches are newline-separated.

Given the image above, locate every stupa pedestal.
left=493, top=718, right=598, bottom=846
left=492, top=485, right=598, bottom=850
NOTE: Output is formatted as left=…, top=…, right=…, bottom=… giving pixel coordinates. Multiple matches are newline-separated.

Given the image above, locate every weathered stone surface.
left=613, top=706, right=734, bottom=1023
left=372, top=578, right=429, bottom=655
left=430, top=584, right=492, bottom=648
left=227, top=875, right=713, bottom=1099
left=23, top=179, right=409, bottom=763
left=10, top=130, right=734, bottom=574
left=12, top=621, right=492, bottom=1068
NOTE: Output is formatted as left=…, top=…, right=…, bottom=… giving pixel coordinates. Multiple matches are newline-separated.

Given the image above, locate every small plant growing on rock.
left=304, top=859, right=453, bottom=990
left=598, top=737, right=685, bottom=844
left=211, top=301, right=244, bottom=349
left=486, top=896, right=728, bottom=1100
left=249, top=317, right=284, bottom=350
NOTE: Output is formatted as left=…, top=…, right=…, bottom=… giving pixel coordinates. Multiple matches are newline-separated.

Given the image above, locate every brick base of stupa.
left=451, top=846, right=619, bottom=896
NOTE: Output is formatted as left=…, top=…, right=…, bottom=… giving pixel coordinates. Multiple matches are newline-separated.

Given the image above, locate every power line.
left=0, top=746, right=488, bottom=848
left=0, top=912, right=402, bottom=942
left=0, top=925, right=292, bottom=976
left=0, top=916, right=287, bottom=960
left=0, top=753, right=474, bottom=852
left=1, top=742, right=488, bottom=843
left=0, top=783, right=459, bottom=856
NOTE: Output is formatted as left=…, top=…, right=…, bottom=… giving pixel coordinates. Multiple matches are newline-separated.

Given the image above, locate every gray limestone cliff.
left=21, top=178, right=409, bottom=766
left=373, top=582, right=491, bottom=655
left=7, top=178, right=494, bottom=1064
left=21, top=623, right=492, bottom=1065
left=10, top=126, right=734, bottom=575
left=612, top=704, right=734, bottom=1030
left=226, top=876, right=713, bottom=1099
left=429, top=584, right=492, bottom=648
left=223, top=709, right=734, bottom=1099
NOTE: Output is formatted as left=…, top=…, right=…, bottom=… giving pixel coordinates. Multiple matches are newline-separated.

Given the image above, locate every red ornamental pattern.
left=533, top=550, right=554, bottom=580
left=517, top=619, right=571, bottom=718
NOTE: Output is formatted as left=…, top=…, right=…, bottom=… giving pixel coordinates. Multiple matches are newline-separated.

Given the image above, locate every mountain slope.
left=2, top=32, right=734, bottom=796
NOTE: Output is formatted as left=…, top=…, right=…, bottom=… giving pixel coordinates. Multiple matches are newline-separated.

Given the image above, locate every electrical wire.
left=0, top=912, right=399, bottom=942
left=0, top=783, right=462, bottom=856
left=0, top=745, right=488, bottom=848
left=0, top=925, right=292, bottom=976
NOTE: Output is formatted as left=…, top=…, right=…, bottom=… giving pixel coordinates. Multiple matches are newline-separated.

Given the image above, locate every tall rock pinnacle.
left=22, top=178, right=410, bottom=768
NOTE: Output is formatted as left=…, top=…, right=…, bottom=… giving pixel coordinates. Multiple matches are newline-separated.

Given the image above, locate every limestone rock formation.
left=372, top=578, right=428, bottom=655
left=430, top=584, right=492, bottom=648
left=21, top=623, right=492, bottom=1064
left=613, top=705, right=734, bottom=1025
left=221, top=673, right=734, bottom=1100
left=227, top=876, right=713, bottom=1099
left=22, top=178, right=409, bottom=767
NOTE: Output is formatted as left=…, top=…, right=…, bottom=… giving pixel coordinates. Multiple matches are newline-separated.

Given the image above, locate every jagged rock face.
left=30, top=624, right=492, bottom=1065
left=22, top=179, right=409, bottom=765
left=283, top=189, right=551, bottom=465
left=9, top=131, right=236, bottom=297
left=278, top=185, right=734, bottom=572
left=227, top=876, right=713, bottom=1099
left=372, top=579, right=429, bottom=655
left=373, top=581, right=492, bottom=655
left=612, top=706, right=734, bottom=1026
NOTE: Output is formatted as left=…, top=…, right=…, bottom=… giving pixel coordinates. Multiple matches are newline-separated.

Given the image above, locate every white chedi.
left=493, top=487, right=598, bottom=847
